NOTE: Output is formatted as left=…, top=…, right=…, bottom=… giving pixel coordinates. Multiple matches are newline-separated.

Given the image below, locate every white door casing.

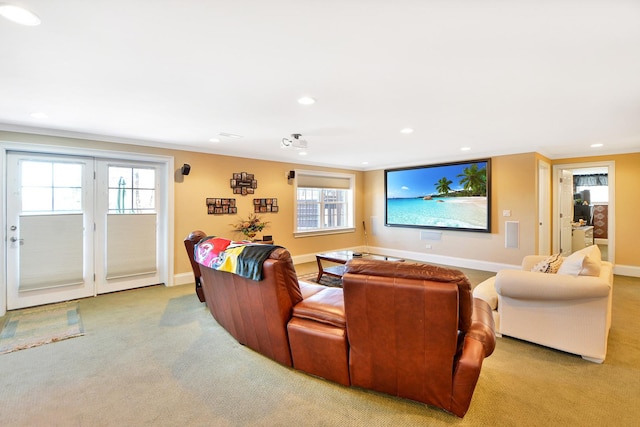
left=538, top=160, right=551, bottom=256
left=559, top=169, right=574, bottom=256
left=552, top=161, right=615, bottom=263
left=1, top=141, right=174, bottom=316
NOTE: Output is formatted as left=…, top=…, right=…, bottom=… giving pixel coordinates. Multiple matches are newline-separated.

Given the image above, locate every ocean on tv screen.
left=387, top=196, right=487, bottom=229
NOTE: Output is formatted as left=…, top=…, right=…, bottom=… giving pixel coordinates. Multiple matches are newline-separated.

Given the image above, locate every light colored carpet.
left=0, top=274, right=638, bottom=426
left=0, top=301, right=84, bottom=355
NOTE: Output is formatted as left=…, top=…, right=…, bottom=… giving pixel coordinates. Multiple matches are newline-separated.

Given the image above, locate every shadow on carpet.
left=0, top=301, right=84, bottom=355
left=297, top=272, right=343, bottom=287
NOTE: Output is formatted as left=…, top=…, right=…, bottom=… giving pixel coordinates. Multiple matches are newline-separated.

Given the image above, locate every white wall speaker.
left=420, top=230, right=443, bottom=241
left=505, top=221, right=520, bottom=249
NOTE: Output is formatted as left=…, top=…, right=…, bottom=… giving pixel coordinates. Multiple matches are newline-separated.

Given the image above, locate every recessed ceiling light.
left=400, top=128, right=414, bottom=134
left=460, top=146, right=471, bottom=151
left=218, top=132, right=243, bottom=139
left=590, top=143, right=604, bottom=148
left=298, top=151, right=308, bottom=156
left=30, top=112, right=48, bottom=119
left=0, top=4, right=41, bottom=26
left=297, top=96, right=316, bottom=105
left=361, top=161, right=369, bottom=165
left=209, top=138, right=221, bottom=143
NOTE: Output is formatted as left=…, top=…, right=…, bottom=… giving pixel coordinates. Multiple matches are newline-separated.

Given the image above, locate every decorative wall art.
left=206, top=198, right=237, bottom=215
left=230, top=172, right=257, bottom=195
left=254, top=198, right=278, bottom=213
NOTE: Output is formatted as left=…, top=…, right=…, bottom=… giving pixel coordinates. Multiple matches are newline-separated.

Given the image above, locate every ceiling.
left=1, top=1, right=639, bottom=170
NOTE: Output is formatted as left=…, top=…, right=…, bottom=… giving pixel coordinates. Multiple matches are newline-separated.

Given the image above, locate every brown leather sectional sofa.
left=184, top=231, right=496, bottom=417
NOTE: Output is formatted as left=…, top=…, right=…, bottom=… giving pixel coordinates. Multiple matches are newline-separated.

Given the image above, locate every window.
left=20, top=160, right=83, bottom=213
left=574, top=173, right=609, bottom=204
left=575, top=185, right=608, bottom=204
left=294, top=170, right=355, bottom=236
left=108, top=166, right=156, bottom=213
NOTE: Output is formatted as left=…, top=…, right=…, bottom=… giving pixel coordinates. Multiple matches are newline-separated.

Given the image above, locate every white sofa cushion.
left=557, top=245, right=601, bottom=277
left=473, top=276, right=498, bottom=310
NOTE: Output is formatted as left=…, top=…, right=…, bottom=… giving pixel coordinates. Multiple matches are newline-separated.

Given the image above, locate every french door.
left=5, top=152, right=162, bottom=310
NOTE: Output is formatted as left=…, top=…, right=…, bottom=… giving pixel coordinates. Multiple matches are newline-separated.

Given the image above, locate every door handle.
left=10, top=237, right=24, bottom=243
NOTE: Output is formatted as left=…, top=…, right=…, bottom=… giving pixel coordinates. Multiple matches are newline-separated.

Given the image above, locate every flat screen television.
left=385, top=159, right=491, bottom=232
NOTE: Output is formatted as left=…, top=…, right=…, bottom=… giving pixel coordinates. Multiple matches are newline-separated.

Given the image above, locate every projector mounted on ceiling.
left=281, top=133, right=308, bottom=149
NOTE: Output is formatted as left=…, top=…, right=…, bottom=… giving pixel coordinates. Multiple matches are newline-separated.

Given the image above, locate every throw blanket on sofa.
left=194, top=236, right=280, bottom=281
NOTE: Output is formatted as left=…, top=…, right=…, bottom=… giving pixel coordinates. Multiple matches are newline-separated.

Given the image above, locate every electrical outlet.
left=425, top=244, right=432, bottom=249
left=503, top=210, right=512, bottom=217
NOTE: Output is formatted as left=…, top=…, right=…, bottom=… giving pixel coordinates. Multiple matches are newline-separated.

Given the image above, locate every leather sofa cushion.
left=292, top=287, right=346, bottom=328
left=298, top=280, right=327, bottom=299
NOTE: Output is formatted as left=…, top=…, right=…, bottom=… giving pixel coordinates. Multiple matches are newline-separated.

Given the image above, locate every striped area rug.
left=297, top=272, right=343, bottom=288
left=0, top=301, right=84, bottom=355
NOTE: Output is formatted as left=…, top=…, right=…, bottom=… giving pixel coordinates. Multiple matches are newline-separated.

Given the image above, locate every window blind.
left=297, top=174, right=351, bottom=189
left=19, top=214, right=84, bottom=291
left=106, top=213, right=157, bottom=279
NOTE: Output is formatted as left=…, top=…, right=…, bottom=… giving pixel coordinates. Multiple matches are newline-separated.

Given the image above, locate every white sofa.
left=474, top=245, right=613, bottom=363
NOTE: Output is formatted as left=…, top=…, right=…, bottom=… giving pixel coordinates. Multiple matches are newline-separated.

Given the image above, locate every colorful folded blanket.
left=194, top=236, right=280, bottom=281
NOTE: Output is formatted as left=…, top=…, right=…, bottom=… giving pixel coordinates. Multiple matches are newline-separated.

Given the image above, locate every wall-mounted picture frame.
left=206, top=198, right=237, bottom=215
left=231, top=172, right=257, bottom=195
left=253, top=198, right=278, bottom=213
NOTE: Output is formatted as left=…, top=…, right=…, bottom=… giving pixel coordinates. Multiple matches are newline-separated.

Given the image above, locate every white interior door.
left=6, top=153, right=95, bottom=310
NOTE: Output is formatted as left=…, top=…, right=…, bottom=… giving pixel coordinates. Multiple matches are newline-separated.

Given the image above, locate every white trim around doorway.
left=0, top=140, right=175, bottom=317
left=552, top=160, right=615, bottom=266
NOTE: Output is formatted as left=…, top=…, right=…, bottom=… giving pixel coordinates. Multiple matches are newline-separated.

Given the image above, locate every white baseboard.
left=173, top=272, right=195, bottom=286
left=186, top=249, right=640, bottom=280
left=613, top=265, right=640, bottom=278
left=292, top=246, right=518, bottom=273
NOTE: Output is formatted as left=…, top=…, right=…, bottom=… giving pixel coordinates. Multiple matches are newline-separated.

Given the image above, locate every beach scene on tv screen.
left=386, top=161, right=488, bottom=230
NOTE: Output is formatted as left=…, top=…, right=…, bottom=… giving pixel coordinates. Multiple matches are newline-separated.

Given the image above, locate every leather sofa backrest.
left=344, top=259, right=473, bottom=331
left=198, top=246, right=303, bottom=367
left=342, top=259, right=474, bottom=411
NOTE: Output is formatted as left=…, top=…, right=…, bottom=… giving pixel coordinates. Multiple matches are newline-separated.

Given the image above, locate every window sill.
left=294, top=227, right=355, bottom=238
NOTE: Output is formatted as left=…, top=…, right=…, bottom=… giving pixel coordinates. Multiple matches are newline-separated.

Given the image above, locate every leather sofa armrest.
left=449, top=298, right=496, bottom=418
left=495, top=269, right=611, bottom=301
left=467, top=298, right=496, bottom=357
left=292, top=287, right=345, bottom=328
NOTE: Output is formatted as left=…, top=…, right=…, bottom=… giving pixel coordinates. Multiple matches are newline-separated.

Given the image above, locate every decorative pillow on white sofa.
left=531, top=253, right=564, bottom=274
left=557, top=245, right=601, bottom=277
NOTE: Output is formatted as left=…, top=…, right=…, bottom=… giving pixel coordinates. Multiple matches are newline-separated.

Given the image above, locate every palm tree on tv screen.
left=457, top=163, right=487, bottom=196
left=435, top=177, right=453, bottom=195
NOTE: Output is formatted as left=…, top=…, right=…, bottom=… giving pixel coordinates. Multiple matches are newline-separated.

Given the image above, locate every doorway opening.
left=552, top=161, right=614, bottom=263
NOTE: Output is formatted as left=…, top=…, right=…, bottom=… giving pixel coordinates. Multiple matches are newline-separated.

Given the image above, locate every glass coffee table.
left=315, top=250, right=404, bottom=282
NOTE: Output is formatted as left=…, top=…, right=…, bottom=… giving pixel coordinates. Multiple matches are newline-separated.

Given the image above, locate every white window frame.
left=293, top=169, right=355, bottom=238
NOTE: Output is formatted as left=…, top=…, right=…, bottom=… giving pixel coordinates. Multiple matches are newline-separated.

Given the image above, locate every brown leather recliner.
left=342, top=259, right=496, bottom=417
